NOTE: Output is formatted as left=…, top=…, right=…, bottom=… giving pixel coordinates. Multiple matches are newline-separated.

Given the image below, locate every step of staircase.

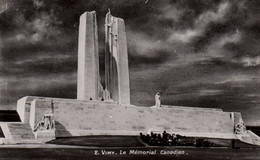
left=237, top=133, right=254, bottom=144
left=248, top=130, right=260, bottom=145
left=7, top=123, right=39, bottom=144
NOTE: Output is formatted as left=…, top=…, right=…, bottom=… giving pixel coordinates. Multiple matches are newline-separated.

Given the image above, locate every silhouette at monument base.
left=140, top=131, right=215, bottom=147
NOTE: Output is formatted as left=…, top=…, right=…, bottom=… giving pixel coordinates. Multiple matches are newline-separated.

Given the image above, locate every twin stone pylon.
left=77, top=11, right=130, bottom=105
left=77, top=11, right=100, bottom=101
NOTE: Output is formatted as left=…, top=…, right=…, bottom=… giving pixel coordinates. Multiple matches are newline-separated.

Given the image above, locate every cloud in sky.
left=0, top=0, right=259, bottom=126
left=240, top=56, right=260, bottom=67
left=160, top=4, right=184, bottom=22
left=168, top=1, right=230, bottom=43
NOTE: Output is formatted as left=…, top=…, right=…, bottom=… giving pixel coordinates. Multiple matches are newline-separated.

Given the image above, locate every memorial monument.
left=0, top=11, right=260, bottom=147
left=77, top=10, right=130, bottom=104
left=104, top=10, right=130, bottom=104
left=77, top=11, right=101, bottom=101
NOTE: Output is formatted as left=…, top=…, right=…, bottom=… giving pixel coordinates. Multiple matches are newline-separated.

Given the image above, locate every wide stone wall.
left=23, top=97, right=236, bottom=138
left=53, top=101, right=235, bottom=137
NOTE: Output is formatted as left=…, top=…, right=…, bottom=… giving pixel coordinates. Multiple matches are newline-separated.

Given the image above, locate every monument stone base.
left=35, top=130, right=56, bottom=143
left=0, top=96, right=257, bottom=146
left=0, top=96, right=260, bottom=146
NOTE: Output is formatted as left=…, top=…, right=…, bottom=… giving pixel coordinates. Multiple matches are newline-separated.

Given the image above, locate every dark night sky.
left=0, top=0, right=259, bottom=126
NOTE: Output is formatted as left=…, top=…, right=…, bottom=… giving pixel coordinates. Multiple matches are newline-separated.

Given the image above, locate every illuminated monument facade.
left=104, top=11, right=130, bottom=104
left=77, top=11, right=101, bottom=101
left=0, top=11, right=260, bottom=147
left=77, top=11, right=130, bottom=104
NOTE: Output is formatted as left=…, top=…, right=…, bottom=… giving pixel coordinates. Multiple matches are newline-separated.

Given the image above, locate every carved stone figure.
left=34, top=112, right=55, bottom=132
left=235, top=120, right=247, bottom=134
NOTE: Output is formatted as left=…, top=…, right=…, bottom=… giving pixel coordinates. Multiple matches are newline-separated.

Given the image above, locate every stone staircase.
left=0, top=123, right=38, bottom=144
left=235, top=131, right=260, bottom=147
left=0, top=110, right=38, bottom=144
left=237, top=134, right=253, bottom=144
left=247, top=130, right=260, bottom=145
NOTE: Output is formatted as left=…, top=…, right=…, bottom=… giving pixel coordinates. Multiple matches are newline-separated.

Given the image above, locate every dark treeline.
left=140, top=131, right=214, bottom=147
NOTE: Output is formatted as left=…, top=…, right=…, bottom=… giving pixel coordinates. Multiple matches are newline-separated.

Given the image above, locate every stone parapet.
left=29, top=98, right=235, bottom=138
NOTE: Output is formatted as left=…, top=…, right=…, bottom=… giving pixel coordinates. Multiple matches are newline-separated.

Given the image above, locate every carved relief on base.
left=34, top=112, right=55, bottom=132
left=235, top=120, right=247, bottom=134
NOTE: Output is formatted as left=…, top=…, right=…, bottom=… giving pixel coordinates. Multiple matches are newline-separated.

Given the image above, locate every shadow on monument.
left=110, top=56, right=119, bottom=101
left=50, top=121, right=146, bottom=147
left=54, top=121, right=72, bottom=138
left=48, top=135, right=146, bottom=147
left=0, top=127, right=4, bottom=137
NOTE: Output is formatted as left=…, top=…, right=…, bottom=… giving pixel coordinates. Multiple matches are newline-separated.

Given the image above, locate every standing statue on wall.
left=155, top=92, right=161, bottom=107
left=34, top=112, right=55, bottom=132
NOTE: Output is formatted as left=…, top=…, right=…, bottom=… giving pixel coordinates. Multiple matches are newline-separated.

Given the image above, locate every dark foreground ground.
left=1, top=136, right=260, bottom=160
left=0, top=145, right=260, bottom=160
